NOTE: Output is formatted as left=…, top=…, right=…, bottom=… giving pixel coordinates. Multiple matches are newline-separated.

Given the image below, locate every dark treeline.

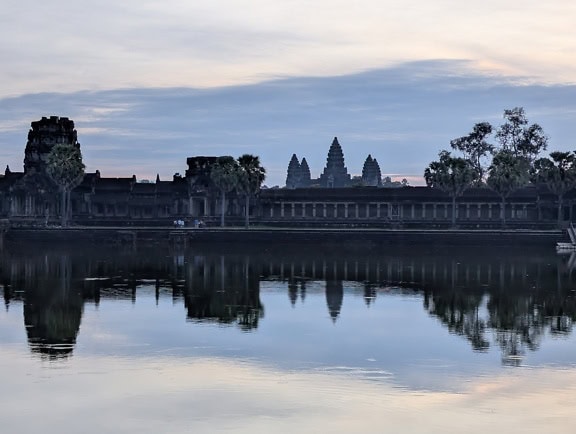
left=1, top=241, right=575, bottom=363
left=425, top=107, right=576, bottom=227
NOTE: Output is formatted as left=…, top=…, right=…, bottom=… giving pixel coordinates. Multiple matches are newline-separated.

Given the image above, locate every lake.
left=1, top=241, right=575, bottom=433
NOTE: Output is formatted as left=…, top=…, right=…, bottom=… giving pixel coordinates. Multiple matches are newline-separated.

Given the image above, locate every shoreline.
left=3, top=226, right=566, bottom=246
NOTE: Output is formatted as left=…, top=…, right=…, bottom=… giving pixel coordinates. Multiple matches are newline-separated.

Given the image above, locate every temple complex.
left=0, top=116, right=573, bottom=228
left=286, top=137, right=384, bottom=188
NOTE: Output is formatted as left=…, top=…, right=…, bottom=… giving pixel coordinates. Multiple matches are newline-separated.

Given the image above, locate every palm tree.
left=45, top=143, right=85, bottom=226
left=237, top=154, right=266, bottom=228
left=210, top=157, right=240, bottom=227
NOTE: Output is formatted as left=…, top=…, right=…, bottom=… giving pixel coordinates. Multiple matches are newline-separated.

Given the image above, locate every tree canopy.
left=424, top=150, right=477, bottom=226
left=532, top=151, right=576, bottom=225
left=486, top=149, right=530, bottom=227
left=450, top=122, right=493, bottom=184
left=495, top=107, right=548, bottom=164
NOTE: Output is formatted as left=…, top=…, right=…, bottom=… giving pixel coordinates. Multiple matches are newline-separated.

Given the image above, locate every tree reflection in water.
left=183, top=254, right=263, bottom=331
left=260, top=245, right=576, bottom=365
left=16, top=253, right=83, bottom=359
left=1, top=242, right=575, bottom=364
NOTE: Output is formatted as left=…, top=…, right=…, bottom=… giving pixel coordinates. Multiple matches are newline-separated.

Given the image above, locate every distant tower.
left=299, top=158, right=311, bottom=187
left=361, top=154, right=382, bottom=186
left=24, top=116, right=80, bottom=174
left=286, top=154, right=301, bottom=189
left=319, top=137, right=351, bottom=188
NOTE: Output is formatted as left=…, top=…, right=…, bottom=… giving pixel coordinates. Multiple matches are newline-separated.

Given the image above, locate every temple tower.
left=299, top=158, right=311, bottom=187
left=285, top=154, right=301, bottom=189
left=24, top=116, right=80, bottom=174
left=319, top=137, right=351, bottom=188
left=361, top=154, right=382, bottom=186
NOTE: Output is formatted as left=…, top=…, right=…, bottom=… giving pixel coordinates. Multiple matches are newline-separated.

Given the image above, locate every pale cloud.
left=1, top=0, right=575, bottom=96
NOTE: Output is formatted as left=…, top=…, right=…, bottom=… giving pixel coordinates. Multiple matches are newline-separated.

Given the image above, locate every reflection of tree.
left=487, top=293, right=543, bottom=365
left=23, top=255, right=83, bottom=359
left=288, top=279, right=298, bottom=306
left=426, top=291, right=489, bottom=351
left=183, top=255, right=263, bottom=331
left=3, top=241, right=576, bottom=365
left=264, top=245, right=576, bottom=364
left=422, top=257, right=576, bottom=364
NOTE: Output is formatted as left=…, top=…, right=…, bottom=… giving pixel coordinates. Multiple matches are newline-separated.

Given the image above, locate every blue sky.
left=1, top=1, right=575, bottom=186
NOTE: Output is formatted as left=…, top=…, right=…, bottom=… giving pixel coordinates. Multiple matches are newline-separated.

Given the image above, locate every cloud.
left=1, top=1, right=575, bottom=96
left=1, top=61, right=575, bottom=186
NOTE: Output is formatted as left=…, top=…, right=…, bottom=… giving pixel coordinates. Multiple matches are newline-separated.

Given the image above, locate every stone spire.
left=285, top=154, right=301, bottom=189
left=361, top=154, right=382, bottom=186
left=319, top=137, right=351, bottom=188
left=299, top=158, right=311, bottom=187
left=372, top=158, right=382, bottom=186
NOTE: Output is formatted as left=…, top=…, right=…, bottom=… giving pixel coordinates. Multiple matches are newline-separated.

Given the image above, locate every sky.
left=1, top=0, right=576, bottom=186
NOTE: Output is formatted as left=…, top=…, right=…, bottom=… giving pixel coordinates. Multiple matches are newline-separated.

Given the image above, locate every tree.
left=210, top=157, right=240, bottom=227
left=495, top=107, right=548, bottom=164
left=424, top=151, right=477, bottom=227
left=450, top=122, right=494, bottom=185
left=486, top=149, right=530, bottom=227
left=237, top=154, right=266, bottom=228
left=532, top=151, right=576, bottom=226
left=45, top=143, right=85, bottom=226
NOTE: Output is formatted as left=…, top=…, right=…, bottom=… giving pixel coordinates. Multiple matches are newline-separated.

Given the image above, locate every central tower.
left=319, top=137, right=351, bottom=188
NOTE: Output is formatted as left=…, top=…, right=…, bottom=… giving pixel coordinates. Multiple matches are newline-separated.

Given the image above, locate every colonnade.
left=265, top=201, right=533, bottom=221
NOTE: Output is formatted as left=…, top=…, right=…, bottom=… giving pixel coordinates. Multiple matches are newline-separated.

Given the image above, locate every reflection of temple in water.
left=0, top=247, right=265, bottom=358
left=259, top=246, right=576, bottom=364
left=1, top=243, right=576, bottom=364
left=326, top=281, right=344, bottom=322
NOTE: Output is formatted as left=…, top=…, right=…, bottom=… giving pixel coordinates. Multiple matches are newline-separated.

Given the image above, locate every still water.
left=1, top=241, right=576, bottom=433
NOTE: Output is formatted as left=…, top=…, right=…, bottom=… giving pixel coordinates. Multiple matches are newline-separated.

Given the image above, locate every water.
left=1, top=242, right=576, bottom=433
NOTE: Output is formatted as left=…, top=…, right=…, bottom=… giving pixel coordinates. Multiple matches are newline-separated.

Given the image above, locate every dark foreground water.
left=1, top=241, right=576, bottom=433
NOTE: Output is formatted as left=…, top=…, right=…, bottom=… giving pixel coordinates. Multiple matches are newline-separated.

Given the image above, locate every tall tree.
left=450, top=122, right=494, bottom=185
left=45, top=143, right=85, bottom=227
left=495, top=107, right=548, bottom=164
left=486, top=149, right=530, bottom=227
left=424, top=151, right=477, bottom=227
left=237, top=154, right=266, bottom=228
left=210, top=157, right=239, bottom=227
left=532, top=151, right=576, bottom=226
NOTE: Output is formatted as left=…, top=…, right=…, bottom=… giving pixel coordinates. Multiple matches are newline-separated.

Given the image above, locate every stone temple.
left=0, top=116, right=571, bottom=228
left=286, top=137, right=384, bottom=188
